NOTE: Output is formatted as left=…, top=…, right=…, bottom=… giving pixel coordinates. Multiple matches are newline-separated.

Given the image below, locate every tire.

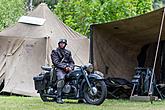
left=83, top=80, right=107, bottom=105
left=39, top=90, right=56, bottom=102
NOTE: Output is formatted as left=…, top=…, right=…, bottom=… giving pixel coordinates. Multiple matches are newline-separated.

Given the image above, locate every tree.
left=32, top=0, right=58, bottom=10
left=54, top=0, right=152, bottom=36
left=153, top=0, right=165, bottom=9
left=0, top=0, right=25, bottom=31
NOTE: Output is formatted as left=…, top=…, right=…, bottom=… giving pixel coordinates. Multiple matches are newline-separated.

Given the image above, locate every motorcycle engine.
left=62, top=82, right=77, bottom=94
left=62, top=84, right=71, bottom=93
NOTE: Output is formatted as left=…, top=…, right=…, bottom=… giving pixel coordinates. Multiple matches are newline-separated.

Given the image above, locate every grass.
left=0, top=96, right=165, bottom=110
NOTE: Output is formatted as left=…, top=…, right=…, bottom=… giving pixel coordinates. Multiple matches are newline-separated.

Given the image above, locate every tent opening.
left=137, top=41, right=165, bottom=84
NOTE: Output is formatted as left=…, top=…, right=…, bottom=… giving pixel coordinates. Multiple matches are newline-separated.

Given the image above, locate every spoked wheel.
left=83, top=80, right=107, bottom=105
left=39, top=89, right=56, bottom=102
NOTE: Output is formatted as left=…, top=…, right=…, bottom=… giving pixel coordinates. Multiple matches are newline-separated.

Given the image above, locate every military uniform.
left=51, top=47, right=75, bottom=80
left=51, top=44, right=74, bottom=104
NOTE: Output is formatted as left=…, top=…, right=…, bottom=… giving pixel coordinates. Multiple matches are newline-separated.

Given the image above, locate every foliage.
left=54, top=0, right=152, bottom=36
left=0, top=0, right=25, bottom=31
left=32, top=0, right=57, bottom=9
left=153, top=0, right=165, bottom=9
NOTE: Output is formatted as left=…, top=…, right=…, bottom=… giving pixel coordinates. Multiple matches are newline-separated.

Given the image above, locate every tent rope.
left=149, top=8, right=165, bottom=103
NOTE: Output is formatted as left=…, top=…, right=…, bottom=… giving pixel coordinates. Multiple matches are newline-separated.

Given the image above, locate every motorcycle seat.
left=41, top=66, right=52, bottom=71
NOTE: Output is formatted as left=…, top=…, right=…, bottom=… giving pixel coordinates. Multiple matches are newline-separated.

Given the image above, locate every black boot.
left=56, top=97, right=63, bottom=104
left=56, top=87, right=64, bottom=104
left=56, top=79, right=65, bottom=104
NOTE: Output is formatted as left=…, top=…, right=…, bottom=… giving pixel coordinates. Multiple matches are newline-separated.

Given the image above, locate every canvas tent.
left=0, top=3, right=89, bottom=96
left=91, top=8, right=165, bottom=83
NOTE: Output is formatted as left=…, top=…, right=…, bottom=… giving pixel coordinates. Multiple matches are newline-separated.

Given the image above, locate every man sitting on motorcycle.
left=51, top=39, right=75, bottom=104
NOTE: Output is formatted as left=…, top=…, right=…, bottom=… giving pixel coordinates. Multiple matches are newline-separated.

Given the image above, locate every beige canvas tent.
left=91, top=8, right=165, bottom=83
left=0, top=3, right=89, bottom=96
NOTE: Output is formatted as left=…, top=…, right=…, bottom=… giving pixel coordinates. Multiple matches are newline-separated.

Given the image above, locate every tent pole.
left=29, top=0, right=33, bottom=11
left=89, top=25, right=94, bottom=64
left=149, top=8, right=165, bottom=104
left=45, top=37, right=49, bottom=65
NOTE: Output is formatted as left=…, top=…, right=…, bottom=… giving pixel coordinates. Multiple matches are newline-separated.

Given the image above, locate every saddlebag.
left=33, top=75, right=45, bottom=90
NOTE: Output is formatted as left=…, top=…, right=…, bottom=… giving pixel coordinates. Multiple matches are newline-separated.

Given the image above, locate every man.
left=51, top=39, right=75, bottom=104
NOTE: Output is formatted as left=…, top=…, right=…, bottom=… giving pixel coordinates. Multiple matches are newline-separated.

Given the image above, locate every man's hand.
left=64, top=67, right=72, bottom=73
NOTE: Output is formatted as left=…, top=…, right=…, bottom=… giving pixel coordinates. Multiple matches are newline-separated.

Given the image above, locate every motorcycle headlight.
left=85, top=63, right=94, bottom=73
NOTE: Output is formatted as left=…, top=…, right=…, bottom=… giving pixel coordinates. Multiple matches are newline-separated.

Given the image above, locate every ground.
left=0, top=96, right=165, bottom=110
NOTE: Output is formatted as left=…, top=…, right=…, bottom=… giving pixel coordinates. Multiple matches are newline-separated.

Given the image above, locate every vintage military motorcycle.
left=33, top=64, right=107, bottom=105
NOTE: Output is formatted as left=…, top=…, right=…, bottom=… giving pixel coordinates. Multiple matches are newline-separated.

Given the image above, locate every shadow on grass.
left=64, top=100, right=85, bottom=104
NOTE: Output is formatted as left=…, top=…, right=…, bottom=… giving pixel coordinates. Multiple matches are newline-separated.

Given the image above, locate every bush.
left=0, top=0, right=25, bottom=31
left=54, top=0, right=152, bottom=36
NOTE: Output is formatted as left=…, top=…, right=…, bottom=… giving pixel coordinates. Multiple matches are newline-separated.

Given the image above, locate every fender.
left=80, top=73, right=104, bottom=89
left=81, top=72, right=105, bottom=89
left=80, top=72, right=105, bottom=97
left=88, top=73, right=104, bottom=80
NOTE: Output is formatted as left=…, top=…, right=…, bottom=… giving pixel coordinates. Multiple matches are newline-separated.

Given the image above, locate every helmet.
left=58, top=39, right=67, bottom=45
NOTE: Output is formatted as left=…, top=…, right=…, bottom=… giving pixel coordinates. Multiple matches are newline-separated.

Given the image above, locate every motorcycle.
left=33, top=63, right=107, bottom=105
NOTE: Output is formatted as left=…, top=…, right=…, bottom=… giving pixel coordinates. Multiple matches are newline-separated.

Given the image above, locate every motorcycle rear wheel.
left=39, top=90, right=56, bottom=102
left=83, top=80, right=107, bottom=105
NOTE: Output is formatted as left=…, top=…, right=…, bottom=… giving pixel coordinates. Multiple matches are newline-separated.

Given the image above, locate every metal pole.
left=29, top=0, right=33, bottom=11
left=148, top=8, right=165, bottom=104
left=89, top=25, right=94, bottom=64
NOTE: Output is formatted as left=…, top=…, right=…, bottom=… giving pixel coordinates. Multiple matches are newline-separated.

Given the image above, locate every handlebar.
left=73, top=65, right=82, bottom=68
left=73, top=65, right=87, bottom=70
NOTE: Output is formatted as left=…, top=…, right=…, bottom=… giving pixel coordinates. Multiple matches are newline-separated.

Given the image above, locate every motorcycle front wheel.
left=39, top=89, right=56, bottom=102
left=83, top=80, right=107, bottom=105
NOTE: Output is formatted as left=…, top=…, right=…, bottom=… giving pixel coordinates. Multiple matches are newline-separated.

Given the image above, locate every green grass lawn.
left=0, top=96, right=165, bottom=110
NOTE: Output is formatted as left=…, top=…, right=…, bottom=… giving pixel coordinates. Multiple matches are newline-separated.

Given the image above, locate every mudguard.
left=81, top=71, right=105, bottom=87
left=88, top=72, right=104, bottom=80
left=80, top=71, right=105, bottom=97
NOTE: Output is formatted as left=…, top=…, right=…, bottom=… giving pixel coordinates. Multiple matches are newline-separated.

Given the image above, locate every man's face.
left=59, top=42, right=66, bottom=49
